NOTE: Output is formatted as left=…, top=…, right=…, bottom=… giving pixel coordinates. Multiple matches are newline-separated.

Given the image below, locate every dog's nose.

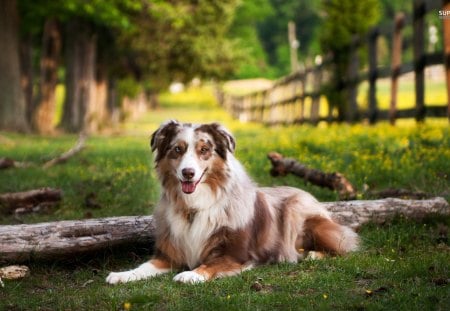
left=182, top=168, right=195, bottom=180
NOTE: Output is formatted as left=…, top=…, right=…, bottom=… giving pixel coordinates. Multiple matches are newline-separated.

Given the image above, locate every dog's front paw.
left=173, top=271, right=206, bottom=284
left=106, top=271, right=139, bottom=284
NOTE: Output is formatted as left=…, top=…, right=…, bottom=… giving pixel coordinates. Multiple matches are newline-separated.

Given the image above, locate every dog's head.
left=150, top=120, right=235, bottom=195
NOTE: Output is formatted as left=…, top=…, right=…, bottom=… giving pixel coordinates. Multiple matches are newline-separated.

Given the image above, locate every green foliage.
left=113, top=0, right=240, bottom=90
left=319, top=0, right=380, bottom=120
left=18, top=0, right=241, bottom=94
left=258, top=0, right=321, bottom=69
left=228, top=0, right=275, bottom=79
left=320, top=0, right=380, bottom=52
left=0, top=86, right=449, bottom=309
left=117, top=77, right=142, bottom=99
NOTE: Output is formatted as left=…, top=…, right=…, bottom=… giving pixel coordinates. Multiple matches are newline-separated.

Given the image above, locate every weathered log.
left=0, top=157, right=32, bottom=169
left=268, top=152, right=357, bottom=200
left=0, top=158, right=16, bottom=169
left=0, top=197, right=448, bottom=263
left=369, top=188, right=430, bottom=200
left=0, top=216, right=156, bottom=263
left=324, top=197, right=449, bottom=229
left=0, top=187, right=62, bottom=214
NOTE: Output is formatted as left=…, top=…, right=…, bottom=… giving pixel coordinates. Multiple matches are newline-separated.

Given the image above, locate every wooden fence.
left=219, top=0, right=450, bottom=125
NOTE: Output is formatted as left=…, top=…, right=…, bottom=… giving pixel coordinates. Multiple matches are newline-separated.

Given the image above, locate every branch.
left=43, top=133, right=87, bottom=169
left=0, top=197, right=448, bottom=263
left=268, top=152, right=357, bottom=200
left=0, top=134, right=86, bottom=170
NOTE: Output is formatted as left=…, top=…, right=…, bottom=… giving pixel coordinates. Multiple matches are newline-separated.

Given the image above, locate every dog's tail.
left=303, top=216, right=359, bottom=255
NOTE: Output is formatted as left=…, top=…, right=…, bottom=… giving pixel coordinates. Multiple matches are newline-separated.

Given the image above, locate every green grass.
left=0, top=85, right=449, bottom=310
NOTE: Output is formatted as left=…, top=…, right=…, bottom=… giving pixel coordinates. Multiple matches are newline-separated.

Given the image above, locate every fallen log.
left=368, top=188, right=430, bottom=200
left=0, top=157, right=33, bottom=169
left=324, top=197, right=449, bottom=229
left=268, top=152, right=357, bottom=200
left=0, top=197, right=448, bottom=263
left=0, top=216, right=156, bottom=263
left=0, top=188, right=62, bottom=214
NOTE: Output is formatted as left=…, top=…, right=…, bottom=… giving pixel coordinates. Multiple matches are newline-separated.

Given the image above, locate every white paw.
left=106, top=262, right=169, bottom=284
left=173, top=271, right=206, bottom=284
left=106, top=271, right=139, bottom=284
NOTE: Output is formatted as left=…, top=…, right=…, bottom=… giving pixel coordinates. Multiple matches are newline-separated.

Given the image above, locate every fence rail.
left=219, top=0, right=450, bottom=125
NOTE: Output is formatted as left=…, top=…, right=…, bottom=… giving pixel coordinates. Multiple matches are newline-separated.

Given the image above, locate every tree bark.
left=87, top=64, right=109, bottom=132
left=0, top=197, right=448, bottom=263
left=60, top=20, right=96, bottom=133
left=268, top=152, right=357, bottom=200
left=0, top=216, right=156, bottom=263
left=323, top=197, right=449, bottom=229
left=19, top=34, right=34, bottom=124
left=0, top=0, right=29, bottom=132
left=33, top=18, right=61, bottom=134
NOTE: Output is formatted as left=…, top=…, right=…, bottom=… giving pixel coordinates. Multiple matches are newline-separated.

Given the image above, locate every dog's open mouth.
left=180, top=169, right=207, bottom=194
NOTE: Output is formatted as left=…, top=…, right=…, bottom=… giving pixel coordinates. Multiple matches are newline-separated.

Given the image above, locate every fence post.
left=311, top=59, right=323, bottom=125
left=413, top=0, right=426, bottom=122
left=368, top=27, right=379, bottom=124
left=390, top=13, right=405, bottom=125
left=298, top=70, right=306, bottom=123
left=260, top=90, right=267, bottom=123
left=443, top=0, right=450, bottom=121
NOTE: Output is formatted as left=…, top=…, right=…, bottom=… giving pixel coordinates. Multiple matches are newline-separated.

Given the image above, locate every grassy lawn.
left=0, top=86, right=449, bottom=310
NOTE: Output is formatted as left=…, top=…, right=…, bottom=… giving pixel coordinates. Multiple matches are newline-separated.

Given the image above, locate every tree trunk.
left=89, top=64, right=109, bottom=132
left=19, top=34, right=34, bottom=124
left=60, top=20, right=96, bottom=133
left=107, top=79, right=120, bottom=126
left=0, top=197, right=448, bottom=263
left=149, top=92, right=160, bottom=109
left=0, top=0, right=29, bottom=132
left=32, top=18, right=61, bottom=134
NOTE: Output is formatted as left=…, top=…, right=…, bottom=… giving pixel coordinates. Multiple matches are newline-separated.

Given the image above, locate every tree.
left=0, top=0, right=29, bottom=132
left=256, top=0, right=322, bottom=77
left=33, top=18, right=61, bottom=134
left=6, top=0, right=242, bottom=133
left=115, top=0, right=240, bottom=105
left=60, top=19, right=97, bottom=133
left=228, top=0, right=274, bottom=78
left=319, top=0, right=380, bottom=122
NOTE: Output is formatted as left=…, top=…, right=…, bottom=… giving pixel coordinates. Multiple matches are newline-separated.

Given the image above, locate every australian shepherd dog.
left=106, top=121, right=359, bottom=284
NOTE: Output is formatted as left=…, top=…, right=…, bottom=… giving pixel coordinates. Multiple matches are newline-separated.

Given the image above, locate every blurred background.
left=0, top=0, right=448, bottom=133
left=1, top=2, right=449, bottom=310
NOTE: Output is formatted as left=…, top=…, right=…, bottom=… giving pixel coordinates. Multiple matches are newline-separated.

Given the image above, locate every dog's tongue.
left=181, top=181, right=196, bottom=194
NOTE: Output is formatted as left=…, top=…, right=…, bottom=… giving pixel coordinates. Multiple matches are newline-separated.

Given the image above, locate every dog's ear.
left=214, top=123, right=236, bottom=154
left=198, top=123, right=236, bottom=158
left=150, top=120, right=180, bottom=161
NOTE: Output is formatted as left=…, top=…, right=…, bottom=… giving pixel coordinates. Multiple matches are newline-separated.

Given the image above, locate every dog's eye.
left=200, top=146, right=210, bottom=155
left=174, top=146, right=182, bottom=153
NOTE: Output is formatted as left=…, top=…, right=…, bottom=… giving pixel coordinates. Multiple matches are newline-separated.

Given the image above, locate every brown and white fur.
left=106, top=121, right=359, bottom=284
